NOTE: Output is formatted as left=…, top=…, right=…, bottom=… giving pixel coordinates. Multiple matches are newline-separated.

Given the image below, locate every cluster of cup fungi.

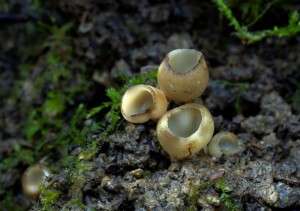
left=121, top=49, right=240, bottom=160
left=21, top=49, right=241, bottom=199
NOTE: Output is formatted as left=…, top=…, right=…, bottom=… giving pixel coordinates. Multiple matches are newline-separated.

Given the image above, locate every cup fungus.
left=22, top=164, right=51, bottom=198
left=208, top=131, right=239, bottom=158
left=121, top=84, right=168, bottom=123
left=157, top=49, right=209, bottom=102
left=156, top=103, right=214, bottom=159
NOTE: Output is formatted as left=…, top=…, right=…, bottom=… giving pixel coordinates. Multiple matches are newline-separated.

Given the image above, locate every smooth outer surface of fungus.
left=156, top=103, right=214, bottom=159
left=22, top=164, right=51, bottom=198
left=157, top=49, right=209, bottom=102
left=208, top=131, right=239, bottom=158
left=121, top=84, right=168, bottom=123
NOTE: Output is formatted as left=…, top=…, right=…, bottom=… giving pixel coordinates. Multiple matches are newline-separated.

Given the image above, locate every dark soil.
left=0, top=1, right=300, bottom=210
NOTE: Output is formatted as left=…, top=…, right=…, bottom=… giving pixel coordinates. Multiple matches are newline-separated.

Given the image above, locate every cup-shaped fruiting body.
left=22, top=164, right=51, bottom=198
left=208, top=131, right=239, bottom=158
left=157, top=49, right=209, bottom=102
left=121, top=84, right=168, bottom=123
left=157, top=103, right=214, bottom=159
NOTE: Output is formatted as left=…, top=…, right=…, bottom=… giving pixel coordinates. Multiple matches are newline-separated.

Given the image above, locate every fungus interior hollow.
left=29, top=168, right=48, bottom=184
left=168, top=107, right=202, bottom=138
left=168, top=49, right=201, bottom=74
left=124, top=88, right=153, bottom=116
left=219, top=136, right=238, bottom=153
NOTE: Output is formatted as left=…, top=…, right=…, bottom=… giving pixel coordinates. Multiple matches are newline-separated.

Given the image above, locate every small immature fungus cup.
left=121, top=84, right=168, bottom=123
left=157, top=49, right=209, bottom=102
left=22, top=164, right=51, bottom=198
left=208, top=131, right=239, bottom=158
left=156, top=103, right=214, bottom=159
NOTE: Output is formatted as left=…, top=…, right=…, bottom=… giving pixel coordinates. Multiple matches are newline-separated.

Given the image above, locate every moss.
left=1, top=148, right=34, bottom=171
left=216, top=180, right=240, bottom=211
left=187, top=178, right=240, bottom=210
left=0, top=191, right=14, bottom=210
left=0, top=10, right=96, bottom=210
left=40, top=186, right=61, bottom=210
left=69, top=161, right=92, bottom=184
left=187, top=181, right=213, bottom=210
left=78, top=142, right=99, bottom=161
left=212, top=0, right=300, bottom=43
left=187, top=184, right=199, bottom=211
left=43, top=92, right=66, bottom=117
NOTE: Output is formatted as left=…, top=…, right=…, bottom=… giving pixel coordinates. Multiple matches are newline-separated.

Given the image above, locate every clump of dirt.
left=43, top=19, right=300, bottom=209
left=46, top=119, right=300, bottom=210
